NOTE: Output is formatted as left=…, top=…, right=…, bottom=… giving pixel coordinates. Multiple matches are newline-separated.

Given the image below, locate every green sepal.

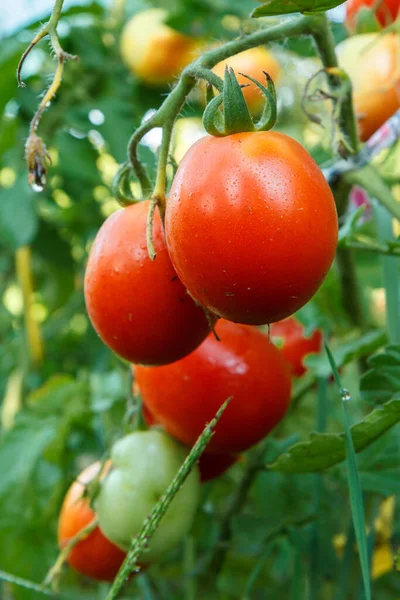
left=202, top=94, right=226, bottom=137
left=202, top=67, right=278, bottom=137
left=241, top=71, right=277, bottom=131
left=223, top=67, right=254, bottom=134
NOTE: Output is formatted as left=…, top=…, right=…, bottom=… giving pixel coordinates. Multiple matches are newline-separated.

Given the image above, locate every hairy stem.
left=43, top=517, right=98, bottom=590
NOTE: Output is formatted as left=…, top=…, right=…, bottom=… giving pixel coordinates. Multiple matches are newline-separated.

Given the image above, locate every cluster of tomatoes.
left=56, top=0, right=400, bottom=585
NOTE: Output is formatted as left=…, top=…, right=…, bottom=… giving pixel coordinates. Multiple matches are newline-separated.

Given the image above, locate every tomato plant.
left=346, top=0, right=400, bottom=28
left=95, top=430, right=200, bottom=558
left=212, top=47, right=280, bottom=114
left=84, top=200, right=211, bottom=365
left=120, top=9, right=201, bottom=86
left=338, top=32, right=400, bottom=141
left=58, top=462, right=126, bottom=582
left=3, top=1, right=400, bottom=598
left=270, top=317, right=323, bottom=377
left=165, top=132, right=338, bottom=325
left=135, top=320, right=292, bottom=454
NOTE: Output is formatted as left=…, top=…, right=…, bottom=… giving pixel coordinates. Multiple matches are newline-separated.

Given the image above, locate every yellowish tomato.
left=337, top=33, right=400, bottom=141
left=120, top=9, right=201, bottom=86
left=212, top=47, right=280, bottom=114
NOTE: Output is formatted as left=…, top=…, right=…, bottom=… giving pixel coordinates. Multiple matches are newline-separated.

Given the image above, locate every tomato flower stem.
left=42, top=517, right=98, bottom=591
left=18, top=0, right=78, bottom=189
left=106, top=398, right=231, bottom=600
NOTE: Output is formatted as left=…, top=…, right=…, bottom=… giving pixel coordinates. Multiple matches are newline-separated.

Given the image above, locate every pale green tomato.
left=95, top=430, right=200, bottom=562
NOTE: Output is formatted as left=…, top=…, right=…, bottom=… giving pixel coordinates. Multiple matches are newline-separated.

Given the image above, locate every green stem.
left=344, top=239, right=400, bottom=256
left=375, top=203, right=400, bottom=344
left=309, top=14, right=359, bottom=154
left=124, top=13, right=356, bottom=197
left=333, top=179, right=366, bottom=330
left=106, top=399, right=231, bottom=600
left=336, top=247, right=365, bottom=329
left=153, top=121, right=175, bottom=211
left=207, top=444, right=266, bottom=577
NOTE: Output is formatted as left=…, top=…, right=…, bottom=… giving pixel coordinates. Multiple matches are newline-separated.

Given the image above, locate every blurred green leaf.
left=360, top=345, right=400, bottom=405
left=269, top=399, right=400, bottom=473
left=0, top=176, right=38, bottom=249
left=252, top=0, right=346, bottom=17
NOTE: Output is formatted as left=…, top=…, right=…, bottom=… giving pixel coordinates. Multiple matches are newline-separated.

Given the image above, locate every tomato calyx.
left=202, top=66, right=277, bottom=137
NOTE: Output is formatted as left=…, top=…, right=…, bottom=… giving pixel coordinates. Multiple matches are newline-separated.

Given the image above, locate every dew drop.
left=341, top=388, right=351, bottom=402
left=30, top=181, right=44, bottom=192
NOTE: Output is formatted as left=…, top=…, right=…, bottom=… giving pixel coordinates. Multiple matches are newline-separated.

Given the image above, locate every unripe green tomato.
left=95, top=430, right=200, bottom=561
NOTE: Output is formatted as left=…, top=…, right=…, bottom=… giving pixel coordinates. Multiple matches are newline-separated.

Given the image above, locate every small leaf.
left=360, top=345, right=400, bottom=405
left=252, top=0, right=346, bottom=17
left=268, top=399, right=400, bottom=473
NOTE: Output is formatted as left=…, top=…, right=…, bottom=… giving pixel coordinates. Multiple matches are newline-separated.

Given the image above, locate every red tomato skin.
left=141, top=405, right=237, bottom=481
left=58, top=462, right=126, bottom=582
left=197, top=453, right=238, bottom=482
left=346, top=0, right=399, bottom=28
left=165, top=132, right=338, bottom=326
left=270, top=317, right=323, bottom=377
left=135, top=320, right=292, bottom=454
left=84, top=200, right=211, bottom=365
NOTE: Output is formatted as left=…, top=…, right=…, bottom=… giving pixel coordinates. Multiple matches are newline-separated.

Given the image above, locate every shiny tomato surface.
left=58, top=462, right=126, bottom=582
left=165, top=132, right=338, bottom=325
left=270, top=317, right=323, bottom=377
left=135, top=320, right=292, bottom=454
left=84, top=200, right=211, bottom=365
left=142, top=404, right=238, bottom=481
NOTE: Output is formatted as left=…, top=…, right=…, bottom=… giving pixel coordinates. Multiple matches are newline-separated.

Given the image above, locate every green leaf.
left=252, top=0, right=346, bottom=17
left=0, top=176, right=38, bottom=249
left=268, top=399, right=400, bottom=473
left=360, top=345, right=400, bottom=405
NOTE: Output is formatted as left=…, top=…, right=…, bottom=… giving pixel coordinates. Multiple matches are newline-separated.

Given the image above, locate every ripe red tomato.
left=270, top=317, right=323, bottom=377
left=142, top=404, right=237, bottom=481
left=165, top=132, right=338, bottom=326
left=58, top=462, right=126, bottom=582
left=84, top=200, right=211, bottom=365
left=135, top=319, right=292, bottom=454
left=346, top=0, right=400, bottom=28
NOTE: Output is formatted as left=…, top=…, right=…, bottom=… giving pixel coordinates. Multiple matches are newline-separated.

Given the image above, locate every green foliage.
left=252, top=0, right=346, bottom=17
left=268, top=399, right=400, bottom=473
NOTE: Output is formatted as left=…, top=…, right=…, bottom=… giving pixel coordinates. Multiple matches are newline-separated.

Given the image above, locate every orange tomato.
left=212, top=47, right=280, bottom=114
left=120, top=9, right=201, bottom=86
left=58, top=462, right=126, bottom=582
left=338, top=33, right=400, bottom=141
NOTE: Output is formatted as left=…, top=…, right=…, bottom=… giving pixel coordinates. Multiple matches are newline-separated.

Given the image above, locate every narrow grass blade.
left=325, top=343, right=372, bottom=600
left=309, top=378, right=328, bottom=600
